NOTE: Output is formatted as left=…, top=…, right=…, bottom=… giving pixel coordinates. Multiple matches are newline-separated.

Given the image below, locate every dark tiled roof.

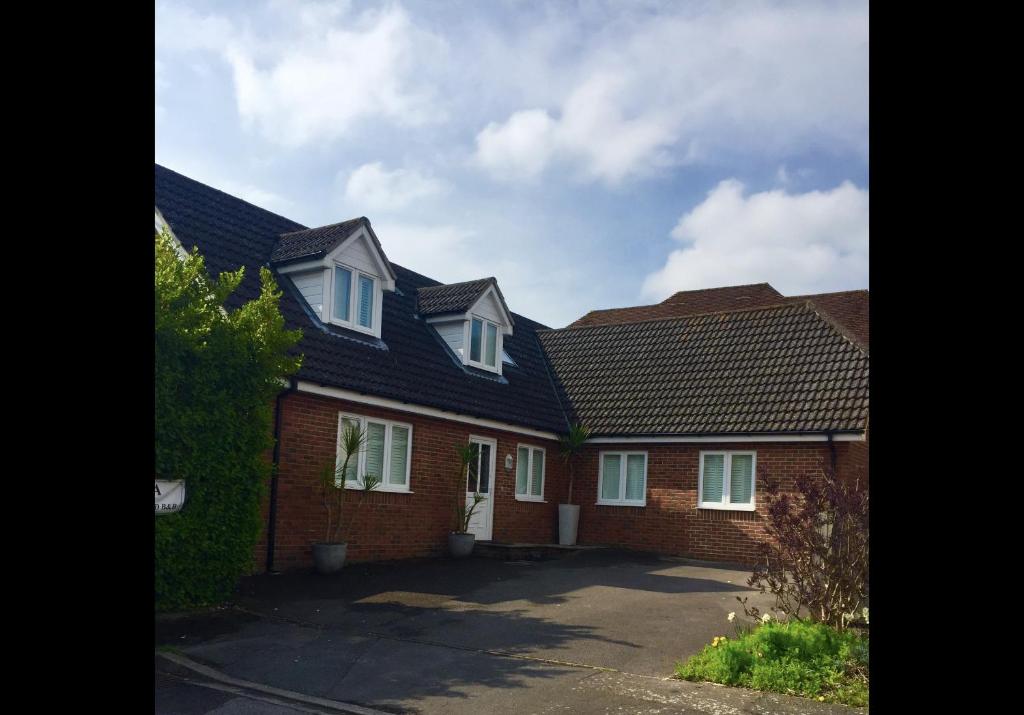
left=569, top=283, right=783, bottom=328
left=538, top=302, right=868, bottom=437
left=271, top=219, right=364, bottom=263
left=416, top=277, right=515, bottom=328
left=417, top=278, right=493, bottom=315
left=155, top=164, right=567, bottom=434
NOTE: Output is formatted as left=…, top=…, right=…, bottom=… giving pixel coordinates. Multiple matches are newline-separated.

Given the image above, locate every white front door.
left=466, top=436, right=496, bottom=541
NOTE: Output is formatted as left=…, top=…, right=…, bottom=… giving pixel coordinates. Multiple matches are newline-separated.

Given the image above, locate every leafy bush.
left=155, top=229, right=302, bottom=610
left=738, top=463, right=868, bottom=630
left=676, top=619, right=868, bottom=706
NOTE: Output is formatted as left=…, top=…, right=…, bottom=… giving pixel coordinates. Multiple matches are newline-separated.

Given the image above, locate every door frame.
left=467, top=434, right=497, bottom=541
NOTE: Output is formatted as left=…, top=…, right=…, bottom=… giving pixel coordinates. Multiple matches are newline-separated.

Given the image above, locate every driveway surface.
left=155, top=550, right=863, bottom=713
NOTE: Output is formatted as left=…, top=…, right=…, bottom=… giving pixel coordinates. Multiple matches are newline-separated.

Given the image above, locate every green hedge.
left=155, top=230, right=301, bottom=610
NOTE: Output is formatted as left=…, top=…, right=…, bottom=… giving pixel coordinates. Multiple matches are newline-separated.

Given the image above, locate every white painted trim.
left=698, top=451, right=757, bottom=512
left=468, top=284, right=515, bottom=335
left=326, top=225, right=396, bottom=290
left=597, top=450, right=647, bottom=507
left=467, top=315, right=502, bottom=374
left=297, top=381, right=561, bottom=441
left=515, top=443, right=546, bottom=502
left=326, top=263, right=381, bottom=338
left=155, top=208, right=190, bottom=261
left=586, top=433, right=864, bottom=444
left=337, top=412, right=413, bottom=493
left=467, top=434, right=498, bottom=540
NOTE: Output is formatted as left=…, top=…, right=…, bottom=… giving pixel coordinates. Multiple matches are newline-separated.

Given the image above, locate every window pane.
left=485, top=323, right=497, bottom=366
left=729, top=454, right=753, bottom=504
left=470, top=319, right=482, bottom=362
left=358, top=275, right=374, bottom=328
left=702, top=454, right=724, bottom=503
left=601, top=454, right=621, bottom=500
left=467, top=444, right=479, bottom=492
left=365, top=422, right=385, bottom=479
left=625, top=455, right=645, bottom=501
left=531, top=449, right=544, bottom=496
left=478, top=443, right=491, bottom=493
left=334, top=267, right=351, bottom=322
left=389, top=426, right=409, bottom=486
left=516, top=446, right=529, bottom=495
left=340, top=417, right=360, bottom=483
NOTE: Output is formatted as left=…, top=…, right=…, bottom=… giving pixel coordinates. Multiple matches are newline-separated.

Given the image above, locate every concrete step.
left=472, top=541, right=605, bottom=561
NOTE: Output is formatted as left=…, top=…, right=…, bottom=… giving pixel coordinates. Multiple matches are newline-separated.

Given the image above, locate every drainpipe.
left=826, top=431, right=837, bottom=473
left=266, top=378, right=297, bottom=574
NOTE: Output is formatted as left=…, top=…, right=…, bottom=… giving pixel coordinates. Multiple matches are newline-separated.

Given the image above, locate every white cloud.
left=641, top=180, right=869, bottom=300
left=219, top=181, right=295, bottom=215
left=156, top=2, right=447, bottom=147
left=343, top=163, right=447, bottom=212
left=472, top=3, right=868, bottom=185
left=225, top=5, right=446, bottom=147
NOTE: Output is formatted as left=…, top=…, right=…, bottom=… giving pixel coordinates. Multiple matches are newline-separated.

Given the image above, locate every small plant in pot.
left=557, top=423, right=591, bottom=545
left=449, top=442, right=485, bottom=557
left=312, top=423, right=381, bottom=574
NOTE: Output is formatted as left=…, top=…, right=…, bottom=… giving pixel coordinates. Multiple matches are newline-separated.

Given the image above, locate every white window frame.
left=698, top=451, right=757, bottom=511
left=514, top=443, right=546, bottom=502
left=327, top=261, right=382, bottom=337
left=597, top=451, right=647, bottom=507
left=337, top=412, right=413, bottom=493
left=465, top=315, right=503, bottom=373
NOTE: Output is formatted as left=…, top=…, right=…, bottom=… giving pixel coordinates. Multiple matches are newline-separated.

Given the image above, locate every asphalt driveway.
left=156, top=550, right=860, bottom=713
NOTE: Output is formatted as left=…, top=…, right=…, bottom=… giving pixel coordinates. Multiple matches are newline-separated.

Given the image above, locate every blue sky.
left=156, top=0, right=868, bottom=328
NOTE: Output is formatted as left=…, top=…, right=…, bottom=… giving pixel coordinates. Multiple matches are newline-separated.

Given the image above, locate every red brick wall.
left=254, top=391, right=567, bottom=572
left=573, top=441, right=867, bottom=566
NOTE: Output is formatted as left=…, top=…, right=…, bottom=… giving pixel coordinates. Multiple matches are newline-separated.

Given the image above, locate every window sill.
left=515, top=496, right=546, bottom=503
left=596, top=500, right=646, bottom=508
left=698, top=503, right=755, bottom=512
left=345, top=484, right=413, bottom=494
left=328, top=318, right=379, bottom=339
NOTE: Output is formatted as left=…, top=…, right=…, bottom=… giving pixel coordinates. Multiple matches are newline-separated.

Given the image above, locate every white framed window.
left=329, top=262, right=380, bottom=336
left=515, top=444, right=545, bottom=501
left=467, top=316, right=501, bottom=372
left=597, top=451, right=647, bottom=506
left=698, top=451, right=756, bottom=511
left=337, top=413, right=413, bottom=493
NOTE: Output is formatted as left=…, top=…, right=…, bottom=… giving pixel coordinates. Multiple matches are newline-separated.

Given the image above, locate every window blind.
left=358, top=275, right=374, bottom=328
left=702, top=454, right=725, bottom=503
left=389, top=425, right=409, bottom=486
left=531, top=448, right=543, bottom=496
left=365, top=421, right=385, bottom=479
left=729, top=454, right=753, bottom=504
left=602, top=454, right=621, bottom=500
left=516, top=446, right=529, bottom=494
left=625, top=454, right=645, bottom=501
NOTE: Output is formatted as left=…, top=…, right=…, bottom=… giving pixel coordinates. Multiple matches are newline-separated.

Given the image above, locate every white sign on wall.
left=155, top=480, right=186, bottom=515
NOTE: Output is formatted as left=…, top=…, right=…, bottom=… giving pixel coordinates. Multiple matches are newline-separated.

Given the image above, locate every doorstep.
left=473, top=541, right=606, bottom=561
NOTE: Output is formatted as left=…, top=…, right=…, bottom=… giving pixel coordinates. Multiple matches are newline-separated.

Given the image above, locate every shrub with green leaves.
left=155, top=229, right=302, bottom=610
left=675, top=619, right=868, bottom=707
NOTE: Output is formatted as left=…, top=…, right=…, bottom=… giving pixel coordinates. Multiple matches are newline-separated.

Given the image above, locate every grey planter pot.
left=312, top=543, right=348, bottom=574
left=558, top=504, right=580, bottom=545
left=448, top=532, right=476, bottom=558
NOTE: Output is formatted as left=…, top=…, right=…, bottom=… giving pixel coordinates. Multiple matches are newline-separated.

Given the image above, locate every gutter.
left=266, top=377, right=297, bottom=574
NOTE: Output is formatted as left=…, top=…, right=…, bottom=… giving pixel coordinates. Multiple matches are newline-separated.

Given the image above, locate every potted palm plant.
left=312, top=422, right=380, bottom=574
left=557, top=423, right=591, bottom=545
left=449, top=442, right=485, bottom=557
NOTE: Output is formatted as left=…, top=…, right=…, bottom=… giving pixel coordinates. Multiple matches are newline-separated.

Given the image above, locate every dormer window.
left=331, top=264, right=377, bottom=333
left=271, top=218, right=397, bottom=341
left=418, top=277, right=516, bottom=377
left=468, top=317, right=500, bottom=370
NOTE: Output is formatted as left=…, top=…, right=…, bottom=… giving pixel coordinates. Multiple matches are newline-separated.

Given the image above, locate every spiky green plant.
left=558, top=423, right=592, bottom=505
left=318, top=422, right=366, bottom=543
left=453, top=443, right=485, bottom=533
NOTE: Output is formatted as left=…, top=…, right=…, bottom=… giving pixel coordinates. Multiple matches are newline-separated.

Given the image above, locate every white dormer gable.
left=420, top=278, right=515, bottom=376
left=275, top=220, right=396, bottom=339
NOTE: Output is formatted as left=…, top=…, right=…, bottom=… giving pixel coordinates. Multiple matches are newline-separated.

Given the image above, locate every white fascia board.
left=295, top=381, right=560, bottom=441
left=325, top=226, right=396, bottom=291
left=275, top=259, right=325, bottom=275
left=469, top=284, right=514, bottom=334
left=586, top=433, right=865, bottom=444
left=155, top=208, right=190, bottom=261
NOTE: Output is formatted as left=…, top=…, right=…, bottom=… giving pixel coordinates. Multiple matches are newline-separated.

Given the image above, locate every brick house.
left=155, top=164, right=869, bottom=572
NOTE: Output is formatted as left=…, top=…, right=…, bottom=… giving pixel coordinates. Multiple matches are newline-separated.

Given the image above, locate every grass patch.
left=675, top=619, right=868, bottom=707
